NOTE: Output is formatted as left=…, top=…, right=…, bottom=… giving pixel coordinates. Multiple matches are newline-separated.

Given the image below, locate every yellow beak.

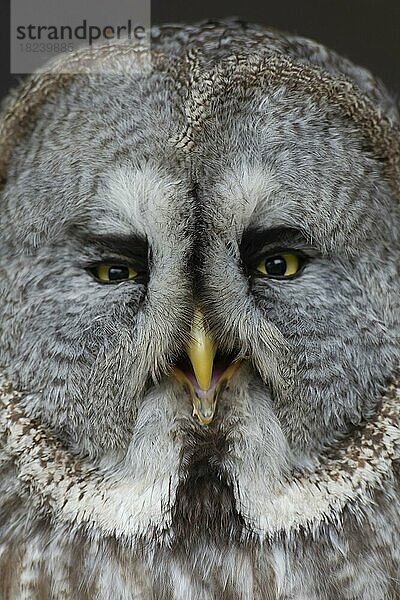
left=173, top=309, right=242, bottom=426
left=186, top=309, right=217, bottom=392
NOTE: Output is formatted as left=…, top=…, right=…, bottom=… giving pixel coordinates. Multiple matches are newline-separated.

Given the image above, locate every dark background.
left=1, top=0, right=399, bottom=100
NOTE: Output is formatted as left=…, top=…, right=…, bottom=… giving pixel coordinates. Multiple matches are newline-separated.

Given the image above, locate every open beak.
left=173, top=309, right=241, bottom=425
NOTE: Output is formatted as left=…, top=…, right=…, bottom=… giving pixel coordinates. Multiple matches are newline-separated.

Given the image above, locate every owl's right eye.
left=89, top=263, right=138, bottom=283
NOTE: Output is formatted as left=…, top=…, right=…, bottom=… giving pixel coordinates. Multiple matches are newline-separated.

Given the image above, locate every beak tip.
left=192, top=395, right=217, bottom=426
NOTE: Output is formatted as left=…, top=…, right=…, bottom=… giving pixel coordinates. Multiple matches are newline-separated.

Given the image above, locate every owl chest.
left=2, top=513, right=399, bottom=600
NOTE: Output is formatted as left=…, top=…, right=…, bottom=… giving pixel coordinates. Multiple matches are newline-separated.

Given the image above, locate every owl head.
left=0, top=20, right=399, bottom=538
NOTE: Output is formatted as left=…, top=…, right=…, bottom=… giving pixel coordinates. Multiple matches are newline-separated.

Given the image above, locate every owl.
left=0, top=18, right=400, bottom=600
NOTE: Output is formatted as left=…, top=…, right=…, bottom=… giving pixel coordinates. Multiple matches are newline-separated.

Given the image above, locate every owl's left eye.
left=90, top=263, right=138, bottom=283
left=256, top=252, right=303, bottom=279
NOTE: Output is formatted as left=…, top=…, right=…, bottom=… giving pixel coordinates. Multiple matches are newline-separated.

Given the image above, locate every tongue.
left=182, top=363, right=228, bottom=396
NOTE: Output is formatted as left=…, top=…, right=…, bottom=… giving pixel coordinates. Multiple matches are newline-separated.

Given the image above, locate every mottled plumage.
left=0, top=19, right=399, bottom=599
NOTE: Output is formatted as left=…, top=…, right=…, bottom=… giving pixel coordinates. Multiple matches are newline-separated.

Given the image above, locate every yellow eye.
left=256, top=253, right=301, bottom=278
left=93, top=264, right=138, bottom=283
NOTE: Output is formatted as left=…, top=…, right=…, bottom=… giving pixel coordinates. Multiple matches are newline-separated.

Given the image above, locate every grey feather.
left=0, top=19, right=399, bottom=599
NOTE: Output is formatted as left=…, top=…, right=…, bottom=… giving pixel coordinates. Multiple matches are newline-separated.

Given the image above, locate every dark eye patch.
left=74, top=231, right=150, bottom=284
left=86, top=234, right=149, bottom=267
left=240, top=227, right=312, bottom=269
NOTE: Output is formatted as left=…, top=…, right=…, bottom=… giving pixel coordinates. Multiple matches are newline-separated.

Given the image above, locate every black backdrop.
left=1, top=0, right=399, bottom=100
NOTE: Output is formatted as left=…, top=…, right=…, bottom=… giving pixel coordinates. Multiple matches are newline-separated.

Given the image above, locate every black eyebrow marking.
left=76, top=232, right=149, bottom=266
left=240, top=227, right=310, bottom=264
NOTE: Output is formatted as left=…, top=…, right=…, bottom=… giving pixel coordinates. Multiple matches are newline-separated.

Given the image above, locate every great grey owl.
left=0, top=18, right=399, bottom=600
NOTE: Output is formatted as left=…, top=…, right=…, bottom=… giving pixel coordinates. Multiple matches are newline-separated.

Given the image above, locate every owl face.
left=0, top=60, right=399, bottom=520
